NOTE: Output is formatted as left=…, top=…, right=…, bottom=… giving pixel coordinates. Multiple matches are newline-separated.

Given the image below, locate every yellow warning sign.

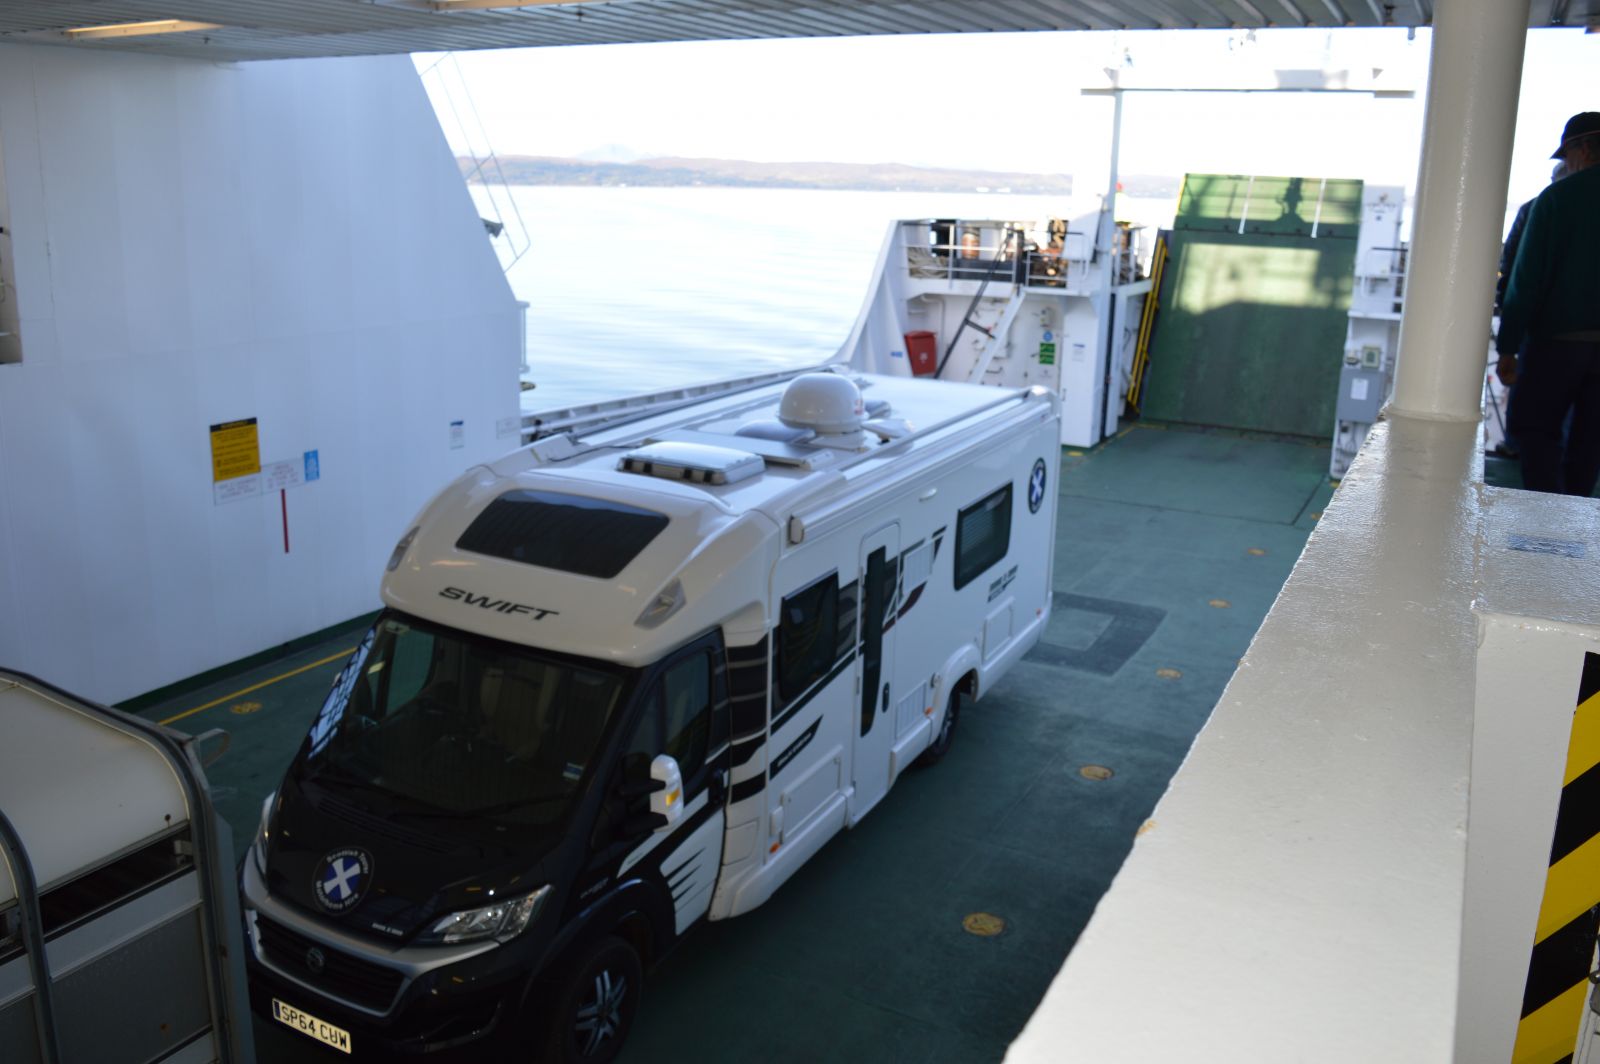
left=210, top=419, right=261, bottom=482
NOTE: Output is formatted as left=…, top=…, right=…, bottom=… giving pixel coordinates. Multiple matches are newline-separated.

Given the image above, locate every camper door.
left=850, top=522, right=899, bottom=823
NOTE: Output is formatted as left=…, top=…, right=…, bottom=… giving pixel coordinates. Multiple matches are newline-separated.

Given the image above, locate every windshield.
left=296, top=611, right=630, bottom=835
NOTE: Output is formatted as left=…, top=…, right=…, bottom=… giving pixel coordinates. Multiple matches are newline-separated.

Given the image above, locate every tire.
left=918, top=687, right=960, bottom=767
left=544, top=935, right=642, bottom=1064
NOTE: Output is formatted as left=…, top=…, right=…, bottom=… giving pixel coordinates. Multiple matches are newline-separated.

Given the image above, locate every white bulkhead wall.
left=0, top=44, right=523, bottom=703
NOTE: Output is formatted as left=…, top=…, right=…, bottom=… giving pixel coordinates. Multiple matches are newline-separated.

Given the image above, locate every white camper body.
left=386, top=371, right=1059, bottom=922
left=242, top=370, right=1058, bottom=1059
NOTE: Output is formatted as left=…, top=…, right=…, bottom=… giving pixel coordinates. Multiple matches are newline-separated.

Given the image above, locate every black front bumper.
left=239, top=864, right=543, bottom=1059
left=244, top=952, right=517, bottom=1059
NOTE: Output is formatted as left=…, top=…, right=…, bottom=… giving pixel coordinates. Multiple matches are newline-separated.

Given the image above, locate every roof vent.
left=619, top=441, right=764, bottom=485
left=779, top=374, right=866, bottom=447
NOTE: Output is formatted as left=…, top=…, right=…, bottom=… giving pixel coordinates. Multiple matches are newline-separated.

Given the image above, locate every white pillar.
left=1388, top=0, right=1531, bottom=420
left=1106, top=87, right=1123, bottom=228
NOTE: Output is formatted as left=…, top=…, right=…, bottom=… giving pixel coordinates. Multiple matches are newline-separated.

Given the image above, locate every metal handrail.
left=0, top=806, right=62, bottom=1064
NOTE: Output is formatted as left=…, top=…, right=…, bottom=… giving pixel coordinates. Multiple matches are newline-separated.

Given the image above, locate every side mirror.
left=649, top=754, right=684, bottom=831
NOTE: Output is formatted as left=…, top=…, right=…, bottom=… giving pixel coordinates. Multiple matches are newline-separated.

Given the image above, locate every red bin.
left=905, top=331, right=938, bottom=377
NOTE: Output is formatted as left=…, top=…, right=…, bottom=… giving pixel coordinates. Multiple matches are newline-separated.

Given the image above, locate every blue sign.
left=1043, top=330, right=1054, bottom=343
left=1028, top=458, right=1048, bottom=514
left=312, top=847, right=371, bottom=914
left=304, top=450, right=320, bottom=483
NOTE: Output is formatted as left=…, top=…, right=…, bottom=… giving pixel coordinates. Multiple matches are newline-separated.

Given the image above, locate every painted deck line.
left=158, top=647, right=356, bottom=727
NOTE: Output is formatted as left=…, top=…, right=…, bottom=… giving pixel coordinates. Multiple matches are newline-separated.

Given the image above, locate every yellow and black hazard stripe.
left=1513, top=651, right=1600, bottom=1064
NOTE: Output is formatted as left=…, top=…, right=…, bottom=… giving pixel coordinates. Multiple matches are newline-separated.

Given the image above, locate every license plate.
left=272, top=998, right=352, bottom=1054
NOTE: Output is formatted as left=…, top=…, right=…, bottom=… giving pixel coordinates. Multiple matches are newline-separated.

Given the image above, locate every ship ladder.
left=1125, top=231, right=1170, bottom=414
left=935, top=225, right=1024, bottom=380
left=966, top=289, right=1029, bottom=383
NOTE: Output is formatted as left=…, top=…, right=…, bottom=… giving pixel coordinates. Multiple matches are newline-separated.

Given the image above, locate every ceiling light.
left=65, top=19, right=222, bottom=40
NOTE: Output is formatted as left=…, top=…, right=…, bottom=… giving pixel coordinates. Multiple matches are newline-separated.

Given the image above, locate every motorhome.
left=238, top=370, right=1060, bottom=1060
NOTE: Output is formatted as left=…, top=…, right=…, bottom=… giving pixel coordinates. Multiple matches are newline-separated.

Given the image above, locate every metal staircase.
left=965, top=289, right=1028, bottom=383
left=935, top=225, right=1024, bottom=379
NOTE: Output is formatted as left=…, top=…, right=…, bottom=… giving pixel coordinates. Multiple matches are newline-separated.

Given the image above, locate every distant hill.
left=465, top=155, right=1075, bottom=194
left=1118, top=174, right=1183, bottom=198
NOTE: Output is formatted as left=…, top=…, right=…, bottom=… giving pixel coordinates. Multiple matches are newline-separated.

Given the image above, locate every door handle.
left=881, top=683, right=890, bottom=712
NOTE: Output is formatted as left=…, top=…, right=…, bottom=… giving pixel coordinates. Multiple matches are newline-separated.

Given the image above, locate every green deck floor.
left=131, top=422, right=1334, bottom=1063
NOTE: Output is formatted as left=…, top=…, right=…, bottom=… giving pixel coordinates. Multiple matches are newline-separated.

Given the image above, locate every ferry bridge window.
left=777, top=573, right=839, bottom=705
left=955, top=483, right=1013, bottom=590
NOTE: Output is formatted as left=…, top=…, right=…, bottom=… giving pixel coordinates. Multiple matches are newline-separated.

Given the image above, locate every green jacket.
left=1497, top=162, right=1600, bottom=355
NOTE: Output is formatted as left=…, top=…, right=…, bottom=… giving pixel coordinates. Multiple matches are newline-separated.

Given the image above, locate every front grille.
left=256, top=914, right=405, bottom=1012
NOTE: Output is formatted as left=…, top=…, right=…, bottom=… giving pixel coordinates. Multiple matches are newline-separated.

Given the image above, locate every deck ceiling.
left=0, top=0, right=1593, bottom=63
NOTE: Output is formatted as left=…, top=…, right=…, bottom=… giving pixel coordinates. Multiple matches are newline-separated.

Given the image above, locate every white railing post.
left=1388, top=0, right=1531, bottom=420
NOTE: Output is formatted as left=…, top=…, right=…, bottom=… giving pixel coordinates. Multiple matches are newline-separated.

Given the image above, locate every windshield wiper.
left=395, top=794, right=569, bottom=821
left=302, top=766, right=400, bottom=803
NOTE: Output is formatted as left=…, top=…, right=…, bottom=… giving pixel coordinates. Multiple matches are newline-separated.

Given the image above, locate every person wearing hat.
left=1496, top=112, right=1600, bottom=495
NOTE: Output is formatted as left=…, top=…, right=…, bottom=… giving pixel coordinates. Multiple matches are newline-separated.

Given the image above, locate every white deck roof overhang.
left=0, top=0, right=1593, bottom=63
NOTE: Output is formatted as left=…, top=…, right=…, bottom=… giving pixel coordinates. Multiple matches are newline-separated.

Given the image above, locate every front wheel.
left=545, top=936, right=642, bottom=1064
left=918, top=687, right=960, bottom=767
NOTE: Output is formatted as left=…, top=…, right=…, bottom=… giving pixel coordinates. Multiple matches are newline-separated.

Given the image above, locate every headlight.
left=417, top=885, right=550, bottom=945
left=252, top=792, right=275, bottom=877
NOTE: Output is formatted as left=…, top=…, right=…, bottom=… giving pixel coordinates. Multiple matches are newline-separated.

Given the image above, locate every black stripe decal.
left=730, top=775, right=764, bottom=804
left=1580, top=653, right=1600, bottom=705
left=663, top=849, right=703, bottom=885
left=1549, top=760, right=1600, bottom=864
left=769, top=718, right=821, bottom=781
left=897, top=582, right=926, bottom=620
left=730, top=735, right=764, bottom=768
left=771, top=650, right=856, bottom=733
left=731, top=695, right=766, bottom=736
left=932, top=526, right=947, bottom=559
left=727, top=637, right=769, bottom=663
left=1520, top=904, right=1600, bottom=1017
left=727, top=658, right=767, bottom=679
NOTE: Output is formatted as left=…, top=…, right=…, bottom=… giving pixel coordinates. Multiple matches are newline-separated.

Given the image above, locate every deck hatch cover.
left=456, top=490, right=668, bottom=579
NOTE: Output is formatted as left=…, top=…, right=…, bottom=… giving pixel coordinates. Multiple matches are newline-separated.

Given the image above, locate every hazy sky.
left=419, top=26, right=1595, bottom=211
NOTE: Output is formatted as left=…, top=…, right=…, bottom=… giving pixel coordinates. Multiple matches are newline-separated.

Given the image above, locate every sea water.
left=493, top=185, right=1175, bottom=410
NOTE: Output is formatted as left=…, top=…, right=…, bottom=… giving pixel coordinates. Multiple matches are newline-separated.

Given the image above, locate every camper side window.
left=778, top=574, right=839, bottom=705
left=662, top=651, right=712, bottom=783
left=954, top=484, right=1013, bottom=590
left=617, top=653, right=714, bottom=788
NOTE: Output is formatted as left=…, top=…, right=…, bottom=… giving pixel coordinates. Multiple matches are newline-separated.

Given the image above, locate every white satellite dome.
left=778, top=374, right=865, bottom=436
